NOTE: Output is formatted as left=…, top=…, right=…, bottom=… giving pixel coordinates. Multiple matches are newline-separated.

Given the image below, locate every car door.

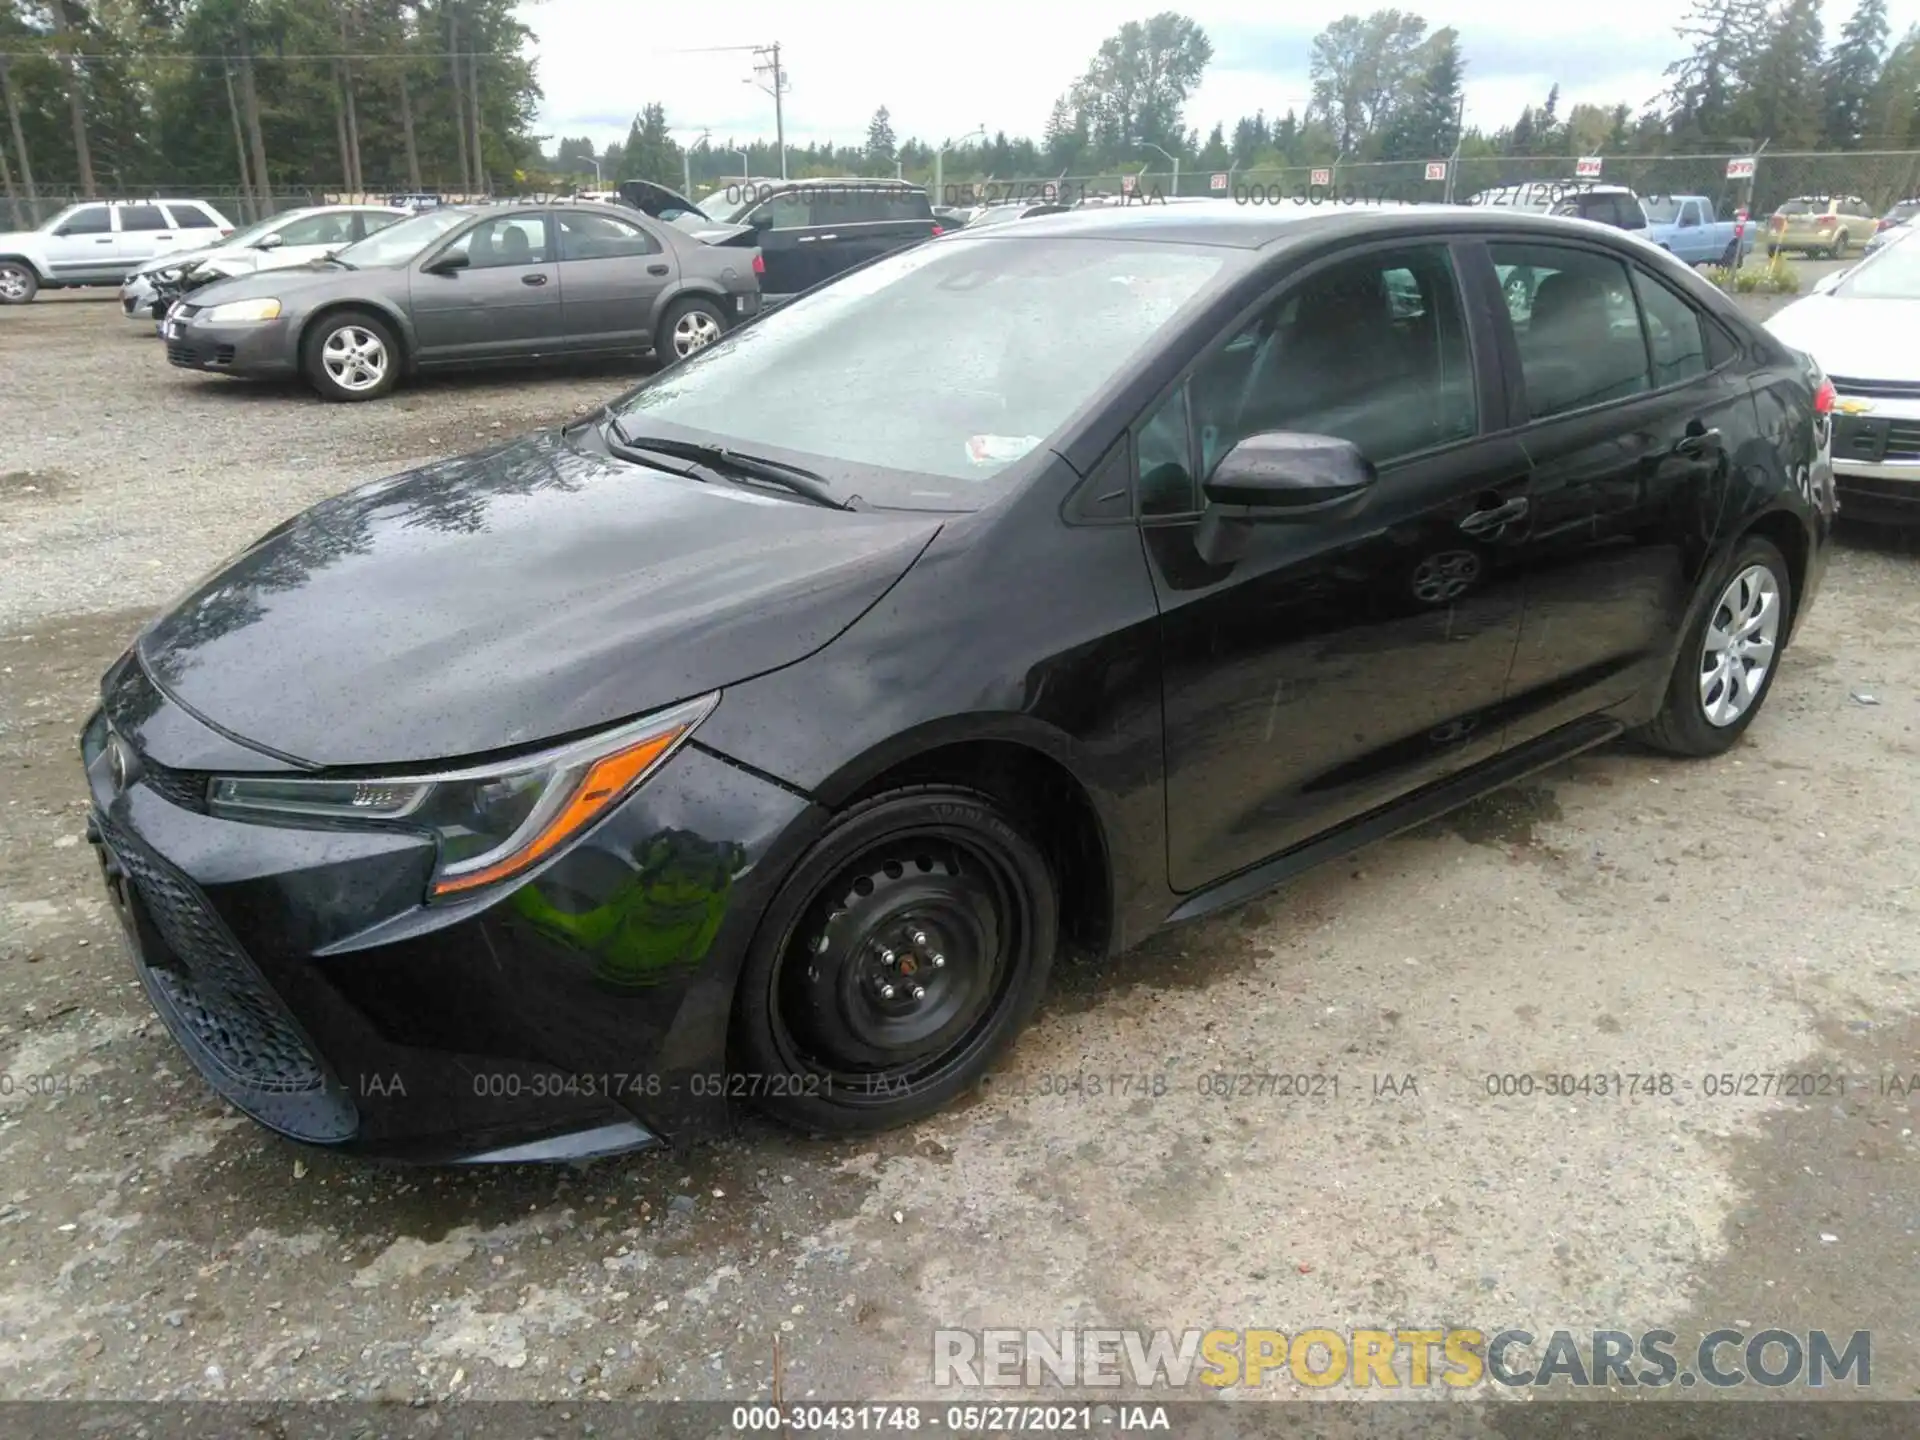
left=110, top=204, right=176, bottom=269
left=44, top=203, right=116, bottom=280
left=1145, top=237, right=1533, bottom=892
left=1483, top=239, right=1746, bottom=745
left=746, top=190, right=818, bottom=297
left=408, top=211, right=561, bottom=361
left=1673, top=198, right=1705, bottom=260
left=553, top=209, right=671, bottom=349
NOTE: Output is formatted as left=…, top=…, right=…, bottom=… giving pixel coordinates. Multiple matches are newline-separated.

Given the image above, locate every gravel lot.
left=2, top=276, right=1917, bottom=1410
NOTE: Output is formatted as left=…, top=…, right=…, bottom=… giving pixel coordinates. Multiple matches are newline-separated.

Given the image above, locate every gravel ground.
left=2, top=274, right=1917, bottom=1411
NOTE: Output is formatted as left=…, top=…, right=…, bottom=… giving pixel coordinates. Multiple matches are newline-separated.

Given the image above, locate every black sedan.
left=86, top=203, right=1834, bottom=1163
left=162, top=201, right=763, bottom=401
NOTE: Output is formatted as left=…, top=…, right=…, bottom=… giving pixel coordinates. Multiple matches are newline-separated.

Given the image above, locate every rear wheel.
left=302, top=309, right=399, bottom=402
left=1831, top=232, right=1850, bottom=259
left=0, top=261, right=38, bottom=304
left=1637, top=535, right=1792, bottom=757
left=656, top=296, right=726, bottom=363
left=730, top=786, right=1057, bottom=1133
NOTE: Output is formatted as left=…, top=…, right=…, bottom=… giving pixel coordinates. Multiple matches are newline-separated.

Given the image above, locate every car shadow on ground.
left=164, top=354, right=660, bottom=406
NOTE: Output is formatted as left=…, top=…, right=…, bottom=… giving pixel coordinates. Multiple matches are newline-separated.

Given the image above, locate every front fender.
left=300, top=296, right=420, bottom=370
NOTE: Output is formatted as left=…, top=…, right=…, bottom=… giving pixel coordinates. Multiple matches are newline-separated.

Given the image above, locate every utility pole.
left=1443, top=95, right=1465, bottom=204
left=749, top=43, right=788, bottom=180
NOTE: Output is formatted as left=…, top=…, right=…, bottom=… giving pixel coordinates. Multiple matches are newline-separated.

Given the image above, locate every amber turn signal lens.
left=430, top=728, right=683, bottom=897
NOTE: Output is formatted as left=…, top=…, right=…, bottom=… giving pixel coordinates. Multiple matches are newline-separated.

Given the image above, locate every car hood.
left=136, top=429, right=942, bottom=768
left=134, top=244, right=227, bottom=277
left=1765, top=296, right=1920, bottom=383
left=184, top=262, right=376, bottom=307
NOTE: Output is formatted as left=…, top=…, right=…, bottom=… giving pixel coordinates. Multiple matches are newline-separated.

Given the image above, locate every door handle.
left=155, top=234, right=171, bottom=240
left=96, top=237, right=114, bottom=244
left=796, top=235, right=819, bottom=243
left=815, top=233, right=838, bottom=241
left=1458, top=496, right=1529, bottom=536
left=646, top=263, right=669, bottom=275
left=1673, top=424, right=1722, bottom=457
left=520, top=272, right=548, bottom=286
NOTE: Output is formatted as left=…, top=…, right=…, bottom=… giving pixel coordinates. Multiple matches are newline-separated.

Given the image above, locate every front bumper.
left=1832, top=409, right=1920, bottom=525
left=81, top=656, right=822, bottom=1162
left=120, top=274, right=162, bottom=320
left=163, top=314, right=300, bottom=379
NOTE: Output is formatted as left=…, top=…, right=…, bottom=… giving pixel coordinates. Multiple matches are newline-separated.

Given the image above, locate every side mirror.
left=424, top=251, right=469, bottom=275
left=1812, top=268, right=1848, bottom=295
left=254, top=232, right=285, bottom=250
left=1195, top=432, right=1376, bottom=563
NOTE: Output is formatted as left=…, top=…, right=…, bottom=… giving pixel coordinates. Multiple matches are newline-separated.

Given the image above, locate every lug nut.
left=911, top=986, right=926, bottom=1001
left=813, top=934, right=830, bottom=954
left=879, top=983, right=896, bottom=999
left=913, top=930, right=929, bottom=947
left=931, top=953, right=946, bottom=968
left=879, top=948, right=896, bottom=966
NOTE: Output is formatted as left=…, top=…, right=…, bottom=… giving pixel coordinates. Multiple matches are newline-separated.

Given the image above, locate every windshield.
left=331, top=207, right=470, bottom=266
left=611, top=236, right=1230, bottom=507
left=1641, top=198, right=1681, bottom=223
left=698, top=187, right=757, bottom=223
left=1781, top=197, right=1829, bottom=216
left=1837, top=239, right=1920, bottom=299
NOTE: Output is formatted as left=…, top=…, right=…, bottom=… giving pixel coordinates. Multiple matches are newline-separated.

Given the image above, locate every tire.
left=730, top=785, right=1058, bottom=1134
left=1718, top=239, right=1739, bottom=267
left=1636, top=534, right=1793, bottom=757
left=1832, top=233, right=1850, bottom=259
left=655, top=296, right=726, bottom=363
left=1765, top=245, right=1779, bottom=258
left=301, top=309, right=400, bottom=402
left=0, top=260, right=38, bottom=304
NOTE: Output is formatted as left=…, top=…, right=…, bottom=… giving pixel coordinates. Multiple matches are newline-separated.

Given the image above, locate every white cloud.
left=519, top=0, right=1911, bottom=157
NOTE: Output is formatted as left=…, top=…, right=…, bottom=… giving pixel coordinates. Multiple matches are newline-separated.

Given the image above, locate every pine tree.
left=1664, top=0, right=1772, bottom=141
left=1230, top=110, right=1269, bottom=165
left=865, top=105, right=896, bottom=164
left=1740, top=0, right=1827, bottom=149
left=1823, top=0, right=1889, bottom=146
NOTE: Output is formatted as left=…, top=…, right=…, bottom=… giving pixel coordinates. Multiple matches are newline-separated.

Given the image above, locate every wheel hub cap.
left=1699, top=563, right=1780, bottom=727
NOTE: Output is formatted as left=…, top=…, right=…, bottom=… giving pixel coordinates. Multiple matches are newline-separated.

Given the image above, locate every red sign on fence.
left=1310, top=167, right=1332, bottom=187
left=1210, top=172, right=1228, bottom=191
left=1575, top=156, right=1603, bottom=178
left=1425, top=161, right=1448, bottom=182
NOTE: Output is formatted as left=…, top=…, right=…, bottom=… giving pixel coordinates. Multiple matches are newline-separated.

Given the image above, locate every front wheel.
left=730, top=786, right=1058, bottom=1133
left=0, top=261, right=38, bottom=304
left=656, top=296, right=727, bottom=363
left=1636, top=535, right=1792, bottom=757
left=302, top=309, right=399, bottom=402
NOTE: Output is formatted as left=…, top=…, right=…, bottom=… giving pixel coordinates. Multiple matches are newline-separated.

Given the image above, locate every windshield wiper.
left=604, top=420, right=852, bottom=510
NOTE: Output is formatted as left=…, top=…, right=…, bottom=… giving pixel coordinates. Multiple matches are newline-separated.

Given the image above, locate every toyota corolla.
left=84, top=203, right=1833, bottom=1163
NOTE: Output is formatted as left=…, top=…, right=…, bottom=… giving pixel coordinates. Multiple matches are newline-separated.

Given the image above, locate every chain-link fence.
left=938, top=150, right=1920, bottom=218
left=15, top=150, right=1920, bottom=232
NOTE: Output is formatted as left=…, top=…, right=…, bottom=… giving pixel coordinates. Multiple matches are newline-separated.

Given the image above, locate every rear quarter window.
left=166, top=203, right=218, bottom=229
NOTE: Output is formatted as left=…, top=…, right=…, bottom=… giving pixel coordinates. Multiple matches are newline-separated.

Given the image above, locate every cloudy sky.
left=521, top=0, right=1909, bottom=156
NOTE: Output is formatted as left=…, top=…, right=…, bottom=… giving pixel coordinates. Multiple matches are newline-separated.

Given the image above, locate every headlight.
left=203, top=297, right=282, bottom=323
left=207, top=693, right=717, bottom=900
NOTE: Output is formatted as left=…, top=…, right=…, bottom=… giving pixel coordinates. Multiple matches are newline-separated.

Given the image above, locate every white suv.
left=0, top=198, right=235, bottom=303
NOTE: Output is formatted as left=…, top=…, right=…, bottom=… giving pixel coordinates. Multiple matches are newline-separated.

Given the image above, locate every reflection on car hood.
left=1765, top=296, right=1920, bottom=384
left=182, top=262, right=381, bottom=308
left=136, top=430, right=941, bottom=768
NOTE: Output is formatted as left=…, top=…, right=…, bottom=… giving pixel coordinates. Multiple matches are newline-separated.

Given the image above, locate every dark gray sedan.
left=162, top=201, right=764, bottom=401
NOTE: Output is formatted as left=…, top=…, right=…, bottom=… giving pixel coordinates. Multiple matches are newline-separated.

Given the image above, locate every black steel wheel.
left=731, top=786, right=1057, bottom=1132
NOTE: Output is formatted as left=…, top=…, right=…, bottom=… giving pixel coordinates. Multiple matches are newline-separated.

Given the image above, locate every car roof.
left=960, top=199, right=1663, bottom=251
left=743, top=176, right=919, bottom=190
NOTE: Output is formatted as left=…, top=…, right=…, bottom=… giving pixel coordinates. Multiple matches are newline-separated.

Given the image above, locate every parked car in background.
left=1638, top=194, right=1754, bottom=265
left=85, top=202, right=1831, bottom=1162
left=1864, top=199, right=1919, bottom=257
left=691, top=177, right=939, bottom=301
left=963, top=200, right=1074, bottom=229
left=0, top=198, right=234, bottom=303
left=1767, top=195, right=1877, bottom=258
left=1547, top=184, right=1649, bottom=233
left=932, top=203, right=977, bottom=231
left=1766, top=224, right=1920, bottom=524
left=162, top=200, right=762, bottom=401
left=124, top=205, right=408, bottom=325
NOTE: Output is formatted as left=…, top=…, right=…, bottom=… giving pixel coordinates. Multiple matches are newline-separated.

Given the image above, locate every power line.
left=0, top=50, right=511, bottom=62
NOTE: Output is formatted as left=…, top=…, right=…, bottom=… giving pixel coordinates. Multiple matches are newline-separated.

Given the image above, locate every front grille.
left=1831, top=376, right=1920, bottom=400
left=140, top=762, right=209, bottom=812
left=97, top=813, right=328, bottom=1096
left=1835, top=415, right=1920, bottom=464
left=165, top=341, right=233, bottom=368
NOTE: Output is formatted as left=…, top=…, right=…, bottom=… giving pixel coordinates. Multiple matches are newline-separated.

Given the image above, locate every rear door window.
left=750, top=192, right=814, bottom=230
left=1491, top=241, right=1651, bottom=419
left=165, top=203, right=218, bottom=229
